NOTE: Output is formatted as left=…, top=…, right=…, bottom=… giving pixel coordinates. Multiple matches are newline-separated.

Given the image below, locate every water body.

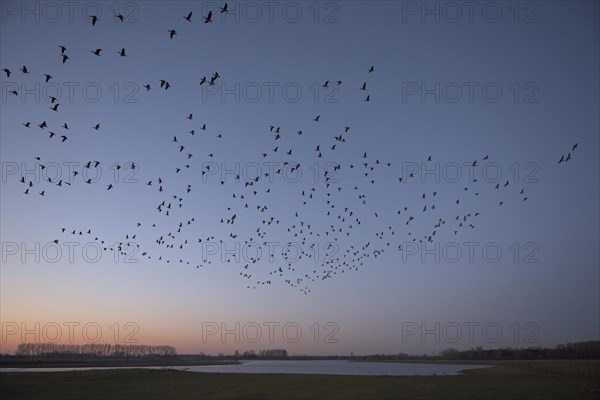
left=0, top=360, right=491, bottom=376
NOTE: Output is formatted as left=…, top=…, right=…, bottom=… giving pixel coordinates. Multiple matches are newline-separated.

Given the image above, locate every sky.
left=0, top=1, right=598, bottom=356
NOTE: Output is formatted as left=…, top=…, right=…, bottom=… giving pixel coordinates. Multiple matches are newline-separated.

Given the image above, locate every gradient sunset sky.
left=1, top=1, right=598, bottom=356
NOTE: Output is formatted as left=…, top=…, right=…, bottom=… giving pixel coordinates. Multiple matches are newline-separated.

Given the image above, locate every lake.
left=0, top=360, right=490, bottom=376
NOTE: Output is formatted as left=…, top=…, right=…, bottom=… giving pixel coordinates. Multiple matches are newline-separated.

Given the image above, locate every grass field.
left=1, top=362, right=599, bottom=399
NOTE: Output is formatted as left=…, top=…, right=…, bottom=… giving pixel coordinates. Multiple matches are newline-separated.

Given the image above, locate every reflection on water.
left=0, top=360, right=491, bottom=376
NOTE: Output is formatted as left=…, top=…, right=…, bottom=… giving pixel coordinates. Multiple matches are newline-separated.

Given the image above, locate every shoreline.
left=0, top=360, right=240, bottom=369
left=1, top=363, right=598, bottom=400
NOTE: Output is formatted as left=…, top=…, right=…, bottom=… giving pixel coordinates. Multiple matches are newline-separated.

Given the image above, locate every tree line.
left=14, top=343, right=177, bottom=359
left=231, top=349, right=288, bottom=358
left=353, top=341, right=600, bottom=361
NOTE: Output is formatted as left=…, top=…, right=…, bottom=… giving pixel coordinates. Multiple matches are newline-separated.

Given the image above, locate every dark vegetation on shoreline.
left=4, top=340, right=598, bottom=366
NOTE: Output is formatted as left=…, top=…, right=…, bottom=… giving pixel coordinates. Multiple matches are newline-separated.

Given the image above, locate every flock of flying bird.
left=3, top=6, right=581, bottom=294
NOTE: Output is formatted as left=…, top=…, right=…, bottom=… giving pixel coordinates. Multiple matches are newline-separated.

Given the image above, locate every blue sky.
left=1, top=1, right=598, bottom=356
